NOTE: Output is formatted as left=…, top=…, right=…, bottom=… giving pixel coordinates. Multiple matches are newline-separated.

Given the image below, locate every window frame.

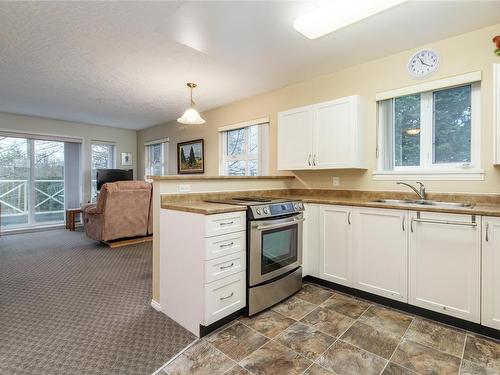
left=218, top=120, right=269, bottom=176
left=375, top=81, right=483, bottom=181
left=90, top=141, right=116, bottom=197
left=144, top=139, right=169, bottom=177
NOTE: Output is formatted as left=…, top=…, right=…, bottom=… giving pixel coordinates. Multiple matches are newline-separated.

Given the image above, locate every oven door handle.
left=256, top=218, right=305, bottom=231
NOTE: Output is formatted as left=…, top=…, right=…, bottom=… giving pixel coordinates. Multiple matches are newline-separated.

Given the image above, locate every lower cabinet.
left=482, top=216, right=500, bottom=329
left=408, top=211, right=481, bottom=323
left=352, top=208, right=408, bottom=302
left=314, top=204, right=484, bottom=324
left=302, top=203, right=320, bottom=277
left=319, top=205, right=352, bottom=286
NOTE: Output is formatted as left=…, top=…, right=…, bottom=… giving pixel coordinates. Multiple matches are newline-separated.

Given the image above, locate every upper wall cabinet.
left=494, top=64, right=500, bottom=164
left=277, top=95, right=366, bottom=170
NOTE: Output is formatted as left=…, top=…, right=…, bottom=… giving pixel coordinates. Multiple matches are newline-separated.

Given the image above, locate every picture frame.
left=177, top=139, right=204, bottom=174
left=121, top=152, right=132, bottom=166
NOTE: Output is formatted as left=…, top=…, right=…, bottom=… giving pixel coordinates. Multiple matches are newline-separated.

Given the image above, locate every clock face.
left=408, top=50, right=439, bottom=78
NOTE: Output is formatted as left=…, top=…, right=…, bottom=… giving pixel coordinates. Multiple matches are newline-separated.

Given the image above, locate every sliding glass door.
left=0, top=137, right=30, bottom=227
left=0, top=135, right=80, bottom=230
left=33, top=140, right=65, bottom=224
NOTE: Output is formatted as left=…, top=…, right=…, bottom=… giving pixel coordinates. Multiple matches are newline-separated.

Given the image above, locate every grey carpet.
left=0, top=229, right=196, bottom=375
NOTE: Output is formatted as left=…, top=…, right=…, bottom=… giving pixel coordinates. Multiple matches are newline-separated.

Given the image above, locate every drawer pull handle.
left=219, top=262, right=234, bottom=270
left=220, top=292, right=234, bottom=301
left=219, top=221, right=234, bottom=226
left=219, top=241, right=234, bottom=248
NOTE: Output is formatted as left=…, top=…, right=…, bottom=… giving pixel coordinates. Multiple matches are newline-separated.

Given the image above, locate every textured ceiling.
left=0, top=1, right=499, bottom=130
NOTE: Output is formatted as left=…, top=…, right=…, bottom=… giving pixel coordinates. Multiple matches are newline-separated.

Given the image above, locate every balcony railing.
left=0, top=179, right=64, bottom=227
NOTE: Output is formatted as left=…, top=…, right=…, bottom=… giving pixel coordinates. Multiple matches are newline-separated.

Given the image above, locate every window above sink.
left=374, top=72, right=484, bottom=181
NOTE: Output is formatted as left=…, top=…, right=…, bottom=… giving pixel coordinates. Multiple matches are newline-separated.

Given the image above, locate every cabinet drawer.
left=204, top=271, right=246, bottom=326
left=205, top=251, right=246, bottom=284
left=205, top=231, right=246, bottom=260
left=205, top=212, right=246, bottom=237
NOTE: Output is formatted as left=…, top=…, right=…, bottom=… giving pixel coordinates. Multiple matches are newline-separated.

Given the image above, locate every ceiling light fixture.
left=293, top=0, right=407, bottom=39
left=405, top=128, right=421, bottom=136
left=177, top=82, right=206, bottom=125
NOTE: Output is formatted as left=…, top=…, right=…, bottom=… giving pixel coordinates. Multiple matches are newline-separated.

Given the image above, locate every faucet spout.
left=397, top=181, right=426, bottom=200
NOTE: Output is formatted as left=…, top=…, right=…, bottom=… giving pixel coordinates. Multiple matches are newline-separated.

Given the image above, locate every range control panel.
left=249, top=201, right=304, bottom=219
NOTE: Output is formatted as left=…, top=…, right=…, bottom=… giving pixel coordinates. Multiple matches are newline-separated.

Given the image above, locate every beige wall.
left=138, top=23, right=500, bottom=193
left=0, top=112, right=137, bottom=203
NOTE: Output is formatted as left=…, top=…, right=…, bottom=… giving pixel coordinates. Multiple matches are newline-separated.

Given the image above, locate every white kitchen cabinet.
left=160, top=209, right=247, bottom=336
left=302, top=203, right=319, bottom=277
left=494, top=63, right=500, bottom=164
left=276, top=105, right=314, bottom=170
left=482, top=216, right=500, bottom=329
left=352, top=208, right=408, bottom=302
left=408, top=211, right=481, bottom=323
left=319, top=205, right=353, bottom=286
left=314, top=96, right=365, bottom=169
left=277, top=95, right=365, bottom=170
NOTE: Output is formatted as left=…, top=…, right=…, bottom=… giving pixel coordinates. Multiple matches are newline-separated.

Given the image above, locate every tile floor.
left=159, top=283, right=500, bottom=375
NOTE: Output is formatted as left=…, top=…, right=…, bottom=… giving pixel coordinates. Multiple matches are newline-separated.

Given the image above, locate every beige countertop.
left=286, top=195, right=500, bottom=217
left=160, top=188, right=500, bottom=217
left=161, top=201, right=247, bottom=215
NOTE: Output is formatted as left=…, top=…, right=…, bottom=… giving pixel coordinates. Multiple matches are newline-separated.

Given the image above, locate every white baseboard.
left=151, top=299, right=161, bottom=311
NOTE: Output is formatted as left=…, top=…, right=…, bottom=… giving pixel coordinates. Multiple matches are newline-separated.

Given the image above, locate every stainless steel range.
left=207, top=197, right=305, bottom=315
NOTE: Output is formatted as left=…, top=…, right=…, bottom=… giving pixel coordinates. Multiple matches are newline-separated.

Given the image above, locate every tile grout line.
left=458, top=333, right=469, bottom=375
left=202, top=340, right=239, bottom=373
left=152, top=338, right=200, bottom=375
left=240, top=298, right=342, bottom=374
left=378, top=316, right=415, bottom=375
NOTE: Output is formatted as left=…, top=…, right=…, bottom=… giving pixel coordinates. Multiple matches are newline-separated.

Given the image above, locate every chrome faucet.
left=397, top=181, right=426, bottom=200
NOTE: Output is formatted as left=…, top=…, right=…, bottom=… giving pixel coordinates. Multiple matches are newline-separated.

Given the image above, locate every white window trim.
left=374, top=80, right=483, bottom=181
left=90, top=141, right=117, bottom=197
left=144, top=138, right=169, bottom=177
left=218, top=119, right=269, bottom=176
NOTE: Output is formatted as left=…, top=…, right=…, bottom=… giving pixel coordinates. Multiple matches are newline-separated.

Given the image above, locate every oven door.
left=249, top=213, right=303, bottom=286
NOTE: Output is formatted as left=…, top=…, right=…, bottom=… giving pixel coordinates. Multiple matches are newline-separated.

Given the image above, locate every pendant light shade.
left=177, top=82, right=206, bottom=125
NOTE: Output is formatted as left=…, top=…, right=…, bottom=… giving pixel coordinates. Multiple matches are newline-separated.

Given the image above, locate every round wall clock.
left=407, top=49, right=439, bottom=78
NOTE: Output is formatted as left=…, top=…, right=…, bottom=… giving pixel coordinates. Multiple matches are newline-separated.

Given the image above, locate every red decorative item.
left=494, top=36, right=500, bottom=56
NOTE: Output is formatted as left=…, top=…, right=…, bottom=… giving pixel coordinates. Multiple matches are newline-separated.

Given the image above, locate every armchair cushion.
left=83, top=181, right=152, bottom=242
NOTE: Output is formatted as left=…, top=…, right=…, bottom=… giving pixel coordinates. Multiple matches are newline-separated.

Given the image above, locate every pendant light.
left=177, top=82, right=206, bottom=125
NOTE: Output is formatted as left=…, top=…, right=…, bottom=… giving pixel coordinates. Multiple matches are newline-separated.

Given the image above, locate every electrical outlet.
left=179, top=184, right=191, bottom=192
left=332, top=177, right=340, bottom=187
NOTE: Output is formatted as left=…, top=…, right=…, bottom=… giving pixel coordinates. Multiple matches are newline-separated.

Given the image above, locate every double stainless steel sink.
left=372, top=199, right=475, bottom=208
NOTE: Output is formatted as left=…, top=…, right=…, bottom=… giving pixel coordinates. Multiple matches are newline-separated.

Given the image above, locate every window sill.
left=372, top=169, right=485, bottom=181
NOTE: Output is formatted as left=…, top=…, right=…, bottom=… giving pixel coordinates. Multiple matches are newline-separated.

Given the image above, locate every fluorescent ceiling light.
left=294, top=0, right=407, bottom=39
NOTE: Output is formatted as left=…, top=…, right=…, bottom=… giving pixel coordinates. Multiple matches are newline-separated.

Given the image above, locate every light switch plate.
left=332, top=177, right=340, bottom=187
left=179, top=184, right=191, bottom=192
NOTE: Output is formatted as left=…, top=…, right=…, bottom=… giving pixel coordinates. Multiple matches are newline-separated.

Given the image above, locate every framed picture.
left=177, top=139, right=204, bottom=174
left=121, top=152, right=132, bottom=166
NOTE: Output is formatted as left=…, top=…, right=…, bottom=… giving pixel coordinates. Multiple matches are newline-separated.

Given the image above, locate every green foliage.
left=180, top=148, right=186, bottom=164
left=434, top=85, right=471, bottom=163
left=393, top=85, right=471, bottom=166
left=188, top=146, right=196, bottom=166
left=394, top=94, right=421, bottom=166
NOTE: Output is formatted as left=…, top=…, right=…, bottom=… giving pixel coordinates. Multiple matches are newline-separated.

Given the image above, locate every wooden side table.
left=66, top=208, right=82, bottom=231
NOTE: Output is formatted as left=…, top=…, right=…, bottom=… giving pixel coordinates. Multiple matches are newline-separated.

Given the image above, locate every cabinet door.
left=277, top=106, right=314, bottom=170
left=303, top=204, right=319, bottom=277
left=409, top=212, right=480, bottom=322
left=352, top=208, right=408, bottom=302
left=482, top=216, right=500, bottom=329
left=319, top=205, right=352, bottom=286
left=314, top=97, right=354, bottom=169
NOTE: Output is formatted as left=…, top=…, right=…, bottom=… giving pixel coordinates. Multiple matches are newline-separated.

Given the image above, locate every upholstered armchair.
left=82, top=181, right=152, bottom=242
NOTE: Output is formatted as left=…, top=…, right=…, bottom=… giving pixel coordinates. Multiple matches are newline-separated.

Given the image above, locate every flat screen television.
left=96, top=169, right=133, bottom=191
